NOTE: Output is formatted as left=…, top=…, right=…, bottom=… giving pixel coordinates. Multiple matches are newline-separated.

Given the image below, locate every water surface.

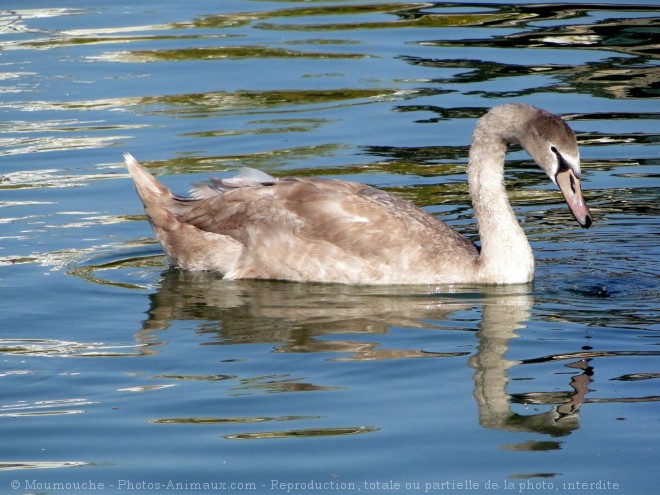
left=0, top=2, right=658, bottom=494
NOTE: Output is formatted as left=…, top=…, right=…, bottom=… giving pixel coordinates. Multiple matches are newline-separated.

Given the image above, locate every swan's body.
left=125, top=104, right=592, bottom=285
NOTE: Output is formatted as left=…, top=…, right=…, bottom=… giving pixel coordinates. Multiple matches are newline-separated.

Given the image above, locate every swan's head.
left=493, top=104, right=593, bottom=229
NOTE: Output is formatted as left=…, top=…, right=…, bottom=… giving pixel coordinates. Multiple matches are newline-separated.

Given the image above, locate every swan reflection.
left=137, top=270, right=590, bottom=442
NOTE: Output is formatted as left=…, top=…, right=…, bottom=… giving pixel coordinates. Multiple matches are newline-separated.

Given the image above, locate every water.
left=0, top=1, right=658, bottom=494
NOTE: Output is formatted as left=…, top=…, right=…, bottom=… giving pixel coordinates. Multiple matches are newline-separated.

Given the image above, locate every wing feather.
left=178, top=176, right=476, bottom=261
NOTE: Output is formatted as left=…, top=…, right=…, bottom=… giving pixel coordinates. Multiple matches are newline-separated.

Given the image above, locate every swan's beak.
left=556, top=168, right=593, bottom=228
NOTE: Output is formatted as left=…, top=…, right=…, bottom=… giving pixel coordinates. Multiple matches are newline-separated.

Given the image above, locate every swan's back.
left=125, top=154, right=478, bottom=284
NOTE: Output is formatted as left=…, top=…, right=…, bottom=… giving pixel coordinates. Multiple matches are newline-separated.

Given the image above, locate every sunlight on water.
left=0, top=1, right=657, bottom=494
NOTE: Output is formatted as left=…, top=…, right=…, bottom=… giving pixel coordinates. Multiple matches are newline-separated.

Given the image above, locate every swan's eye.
left=551, top=146, right=573, bottom=175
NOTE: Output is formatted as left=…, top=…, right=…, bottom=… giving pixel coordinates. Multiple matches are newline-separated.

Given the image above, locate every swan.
left=125, top=103, right=592, bottom=285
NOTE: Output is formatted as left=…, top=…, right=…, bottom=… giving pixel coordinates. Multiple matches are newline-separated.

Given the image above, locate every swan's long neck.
left=468, top=121, right=534, bottom=284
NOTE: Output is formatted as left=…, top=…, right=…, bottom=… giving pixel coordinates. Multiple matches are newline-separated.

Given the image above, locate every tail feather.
left=124, top=153, right=172, bottom=206
left=124, top=153, right=243, bottom=272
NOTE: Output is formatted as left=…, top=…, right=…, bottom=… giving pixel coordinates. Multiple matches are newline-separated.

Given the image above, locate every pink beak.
left=556, top=168, right=593, bottom=228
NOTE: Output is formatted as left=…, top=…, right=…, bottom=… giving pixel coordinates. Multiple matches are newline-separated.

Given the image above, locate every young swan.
left=125, top=104, right=592, bottom=285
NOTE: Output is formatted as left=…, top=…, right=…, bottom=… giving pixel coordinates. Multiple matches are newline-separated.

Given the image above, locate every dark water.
left=0, top=2, right=658, bottom=494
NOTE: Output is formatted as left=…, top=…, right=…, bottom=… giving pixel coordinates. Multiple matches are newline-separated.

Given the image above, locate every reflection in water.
left=0, top=398, right=98, bottom=418
left=137, top=270, right=593, bottom=443
left=0, top=0, right=656, bottom=484
left=470, top=297, right=589, bottom=446
left=224, top=425, right=378, bottom=440
left=142, top=271, right=475, bottom=355
left=0, top=461, right=91, bottom=471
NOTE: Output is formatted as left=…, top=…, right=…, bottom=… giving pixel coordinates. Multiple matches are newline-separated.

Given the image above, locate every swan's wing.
left=179, top=177, right=476, bottom=259
left=190, top=167, right=278, bottom=199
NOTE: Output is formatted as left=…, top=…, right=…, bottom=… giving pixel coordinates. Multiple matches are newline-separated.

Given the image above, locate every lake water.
left=0, top=1, right=658, bottom=494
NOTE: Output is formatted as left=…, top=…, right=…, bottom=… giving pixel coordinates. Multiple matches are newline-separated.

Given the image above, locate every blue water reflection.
left=0, top=1, right=658, bottom=494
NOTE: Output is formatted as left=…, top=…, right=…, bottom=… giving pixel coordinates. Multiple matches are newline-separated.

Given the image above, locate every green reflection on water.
left=120, top=46, right=368, bottom=62
left=224, top=425, right=378, bottom=440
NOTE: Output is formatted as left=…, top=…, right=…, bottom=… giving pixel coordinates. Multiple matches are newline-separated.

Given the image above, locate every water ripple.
left=0, top=339, right=148, bottom=357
